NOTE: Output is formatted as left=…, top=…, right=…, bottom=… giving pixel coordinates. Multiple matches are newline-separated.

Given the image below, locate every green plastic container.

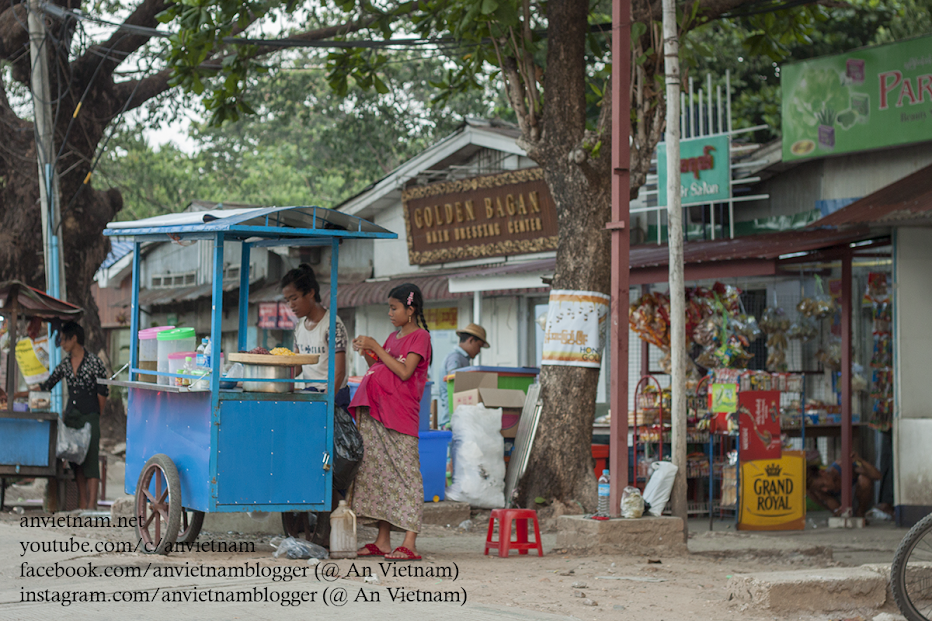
left=156, top=328, right=197, bottom=386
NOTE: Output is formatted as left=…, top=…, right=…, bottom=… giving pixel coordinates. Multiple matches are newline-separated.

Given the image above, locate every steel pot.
left=241, top=364, right=295, bottom=393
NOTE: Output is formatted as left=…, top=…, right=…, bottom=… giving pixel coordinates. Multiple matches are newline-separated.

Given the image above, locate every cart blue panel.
left=216, top=400, right=328, bottom=507
left=125, top=389, right=212, bottom=511
left=0, top=419, right=51, bottom=467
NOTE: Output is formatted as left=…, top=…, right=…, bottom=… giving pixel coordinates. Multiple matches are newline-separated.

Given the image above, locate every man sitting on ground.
left=807, top=451, right=881, bottom=518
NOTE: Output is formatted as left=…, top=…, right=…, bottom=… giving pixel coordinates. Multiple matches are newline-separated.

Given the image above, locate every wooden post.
left=609, top=0, right=632, bottom=517
left=663, top=0, right=688, bottom=536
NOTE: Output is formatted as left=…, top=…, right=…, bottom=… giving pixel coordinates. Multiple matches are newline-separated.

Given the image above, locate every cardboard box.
left=451, top=372, right=526, bottom=437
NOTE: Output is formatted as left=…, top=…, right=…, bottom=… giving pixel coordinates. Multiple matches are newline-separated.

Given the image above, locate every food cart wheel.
left=178, top=509, right=205, bottom=544
left=134, top=454, right=182, bottom=555
left=281, top=512, right=313, bottom=541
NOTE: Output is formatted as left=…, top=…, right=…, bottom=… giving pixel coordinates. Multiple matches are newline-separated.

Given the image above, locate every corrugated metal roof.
left=629, top=226, right=872, bottom=269
left=137, top=281, right=241, bottom=307
left=100, top=240, right=134, bottom=271
left=813, top=163, right=932, bottom=227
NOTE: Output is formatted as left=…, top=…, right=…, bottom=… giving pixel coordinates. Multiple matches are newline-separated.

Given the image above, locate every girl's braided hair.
left=388, top=283, right=429, bottom=333
left=389, top=283, right=431, bottom=362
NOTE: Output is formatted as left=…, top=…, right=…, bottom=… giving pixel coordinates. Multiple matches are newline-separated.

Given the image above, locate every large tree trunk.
left=0, top=1, right=169, bottom=358
left=514, top=0, right=613, bottom=511
left=520, top=161, right=612, bottom=509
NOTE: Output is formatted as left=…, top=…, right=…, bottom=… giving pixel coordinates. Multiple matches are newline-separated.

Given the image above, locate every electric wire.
left=56, top=75, right=143, bottom=233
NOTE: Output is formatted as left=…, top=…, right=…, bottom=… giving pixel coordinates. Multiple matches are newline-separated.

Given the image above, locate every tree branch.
left=78, top=0, right=169, bottom=75
left=111, top=69, right=172, bottom=114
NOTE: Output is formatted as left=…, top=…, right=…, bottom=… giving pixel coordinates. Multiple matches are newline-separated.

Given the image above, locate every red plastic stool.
left=591, top=444, right=609, bottom=480
left=484, top=509, right=544, bottom=558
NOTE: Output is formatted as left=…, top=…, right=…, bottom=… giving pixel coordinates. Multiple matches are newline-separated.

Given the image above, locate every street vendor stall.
left=102, top=206, right=394, bottom=553
left=0, top=281, right=84, bottom=510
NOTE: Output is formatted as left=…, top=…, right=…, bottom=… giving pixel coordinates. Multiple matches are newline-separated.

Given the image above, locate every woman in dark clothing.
left=36, top=322, right=109, bottom=509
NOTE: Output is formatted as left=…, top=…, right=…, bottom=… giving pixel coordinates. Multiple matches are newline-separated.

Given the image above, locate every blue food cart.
left=102, top=207, right=395, bottom=553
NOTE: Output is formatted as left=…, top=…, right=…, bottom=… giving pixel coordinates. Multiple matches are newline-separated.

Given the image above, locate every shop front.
left=333, top=121, right=557, bottom=401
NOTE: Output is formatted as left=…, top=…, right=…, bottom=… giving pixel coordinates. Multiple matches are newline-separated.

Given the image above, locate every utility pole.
left=29, top=0, right=65, bottom=412
left=608, top=0, right=632, bottom=515
left=662, top=0, right=688, bottom=538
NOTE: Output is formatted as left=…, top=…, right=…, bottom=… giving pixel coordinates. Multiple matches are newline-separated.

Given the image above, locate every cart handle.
left=110, top=363, right=130, bottom=380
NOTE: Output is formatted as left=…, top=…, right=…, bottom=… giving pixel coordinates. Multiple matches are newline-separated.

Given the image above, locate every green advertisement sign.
left=657, top=134, right=731, bottom=207
left=782, top=34, right=932, bottom=161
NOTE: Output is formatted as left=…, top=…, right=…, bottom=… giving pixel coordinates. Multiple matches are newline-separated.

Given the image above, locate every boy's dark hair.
left=459, top=334, right=474, bottom=344
left=61, top=321, right=85, bottom=346
left=281, top=264, right=321, bottom=303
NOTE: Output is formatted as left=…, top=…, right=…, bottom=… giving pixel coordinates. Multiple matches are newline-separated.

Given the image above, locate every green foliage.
left=100, top=56, right=495, bottom=218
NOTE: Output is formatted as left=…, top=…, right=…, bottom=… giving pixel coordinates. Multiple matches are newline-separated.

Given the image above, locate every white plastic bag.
left=621, top=486, right=645, bottom=518
left=271, top=536, right=329, bottom=560
left=445, top=404, right=505, bottom=508
left=56, top=420, right=91, bottom=464
left=641, top=461, right=678, bottom=516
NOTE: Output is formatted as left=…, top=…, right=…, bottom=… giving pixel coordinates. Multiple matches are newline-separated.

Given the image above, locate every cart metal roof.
left=104, top=205, right=396, bottom=245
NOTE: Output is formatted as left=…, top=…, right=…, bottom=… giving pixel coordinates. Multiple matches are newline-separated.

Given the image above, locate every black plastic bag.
left=333, top=406, right=363, bottom=491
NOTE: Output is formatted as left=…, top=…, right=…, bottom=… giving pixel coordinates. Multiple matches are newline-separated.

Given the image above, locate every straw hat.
left=456, top=323, right=490, bottom=348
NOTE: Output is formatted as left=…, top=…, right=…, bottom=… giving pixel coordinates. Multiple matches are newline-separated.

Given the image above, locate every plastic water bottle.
left=196, top=338, right=208, bottom=367
left=203, top=337, right=212, bottom=369
left=597, top=470, right=610, bottom=516
left=180, top=356, right=195, bottom=387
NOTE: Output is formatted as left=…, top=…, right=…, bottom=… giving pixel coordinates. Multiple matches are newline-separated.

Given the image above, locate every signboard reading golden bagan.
left=402, top=168, right=558, bottom=265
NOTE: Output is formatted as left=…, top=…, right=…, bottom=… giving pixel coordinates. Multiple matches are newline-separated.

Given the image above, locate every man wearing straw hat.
left=437, top=323, right=489, bottom=429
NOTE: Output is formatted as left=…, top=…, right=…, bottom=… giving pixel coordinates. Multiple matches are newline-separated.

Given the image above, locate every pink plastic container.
left=137, top=326, right=174, bottom=382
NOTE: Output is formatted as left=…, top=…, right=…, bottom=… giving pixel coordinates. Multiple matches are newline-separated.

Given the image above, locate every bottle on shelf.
left=180, top=356, right=195, bottom=387
left=196, top=338, right=208, bottom=367
left=203, top=337, right=212, bottom=369
left=597, top=470, right=610, bottom=516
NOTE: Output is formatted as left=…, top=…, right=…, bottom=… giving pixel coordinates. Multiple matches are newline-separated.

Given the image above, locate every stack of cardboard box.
left=450, top=372, right=527, bottom=438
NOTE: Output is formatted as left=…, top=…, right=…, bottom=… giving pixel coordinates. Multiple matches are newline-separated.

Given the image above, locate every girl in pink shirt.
left=349, top=284, right=431, bottom=560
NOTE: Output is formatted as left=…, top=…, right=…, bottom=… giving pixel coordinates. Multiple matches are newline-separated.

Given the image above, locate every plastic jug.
left=329, top=500, right=357, bottom=559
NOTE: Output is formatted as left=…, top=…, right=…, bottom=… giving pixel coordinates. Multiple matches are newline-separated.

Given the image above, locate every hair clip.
left=406, top=292, right=414, bottom=306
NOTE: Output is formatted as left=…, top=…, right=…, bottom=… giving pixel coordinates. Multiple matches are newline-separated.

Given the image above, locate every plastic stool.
left=591, top=444, right=609, bottom=480
left=484, top=509, right=544, bottom=557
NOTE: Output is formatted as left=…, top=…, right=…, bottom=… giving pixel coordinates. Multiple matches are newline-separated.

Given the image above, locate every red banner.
left=738, top=390, right=782, bottom=462
left=277, top=302, right=297, bottom=330
left=258, top=302, right=278, bottom=329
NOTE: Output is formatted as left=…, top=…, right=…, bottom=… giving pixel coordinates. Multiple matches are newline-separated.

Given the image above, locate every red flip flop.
left=385, top=546, right=421, bottom=561
left=358, top=543, right=386, bottom=557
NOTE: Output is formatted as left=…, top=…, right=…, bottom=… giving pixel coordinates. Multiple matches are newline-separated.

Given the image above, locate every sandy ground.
left=0, top=459, right=911, bottom=621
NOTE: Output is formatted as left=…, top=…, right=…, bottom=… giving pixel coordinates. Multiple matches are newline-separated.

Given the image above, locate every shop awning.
left=812, top=163, right=932, bottom=227
left=0, top=281, right=83, bottom=319
left=627, top=225, right=874, bottom=284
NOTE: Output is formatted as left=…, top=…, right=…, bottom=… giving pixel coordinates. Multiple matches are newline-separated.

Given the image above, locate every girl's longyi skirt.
left=352, top=408, right=423, bottom=533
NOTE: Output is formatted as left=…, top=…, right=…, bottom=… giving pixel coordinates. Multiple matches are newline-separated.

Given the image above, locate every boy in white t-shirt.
left=281, top=264, right=349, bottom=402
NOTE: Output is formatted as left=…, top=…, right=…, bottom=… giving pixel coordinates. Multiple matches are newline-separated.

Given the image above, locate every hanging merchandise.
left=796, top=277, right=836, bottom=320
left=762, top=304, right=790, bottom=373
left=787, top=315, right=819, bottom=342
left=15, top=336, right=50, bottom=385
left=865, top=273, right=893, bottom=431
left=815, top=338, right=842, bottom=371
